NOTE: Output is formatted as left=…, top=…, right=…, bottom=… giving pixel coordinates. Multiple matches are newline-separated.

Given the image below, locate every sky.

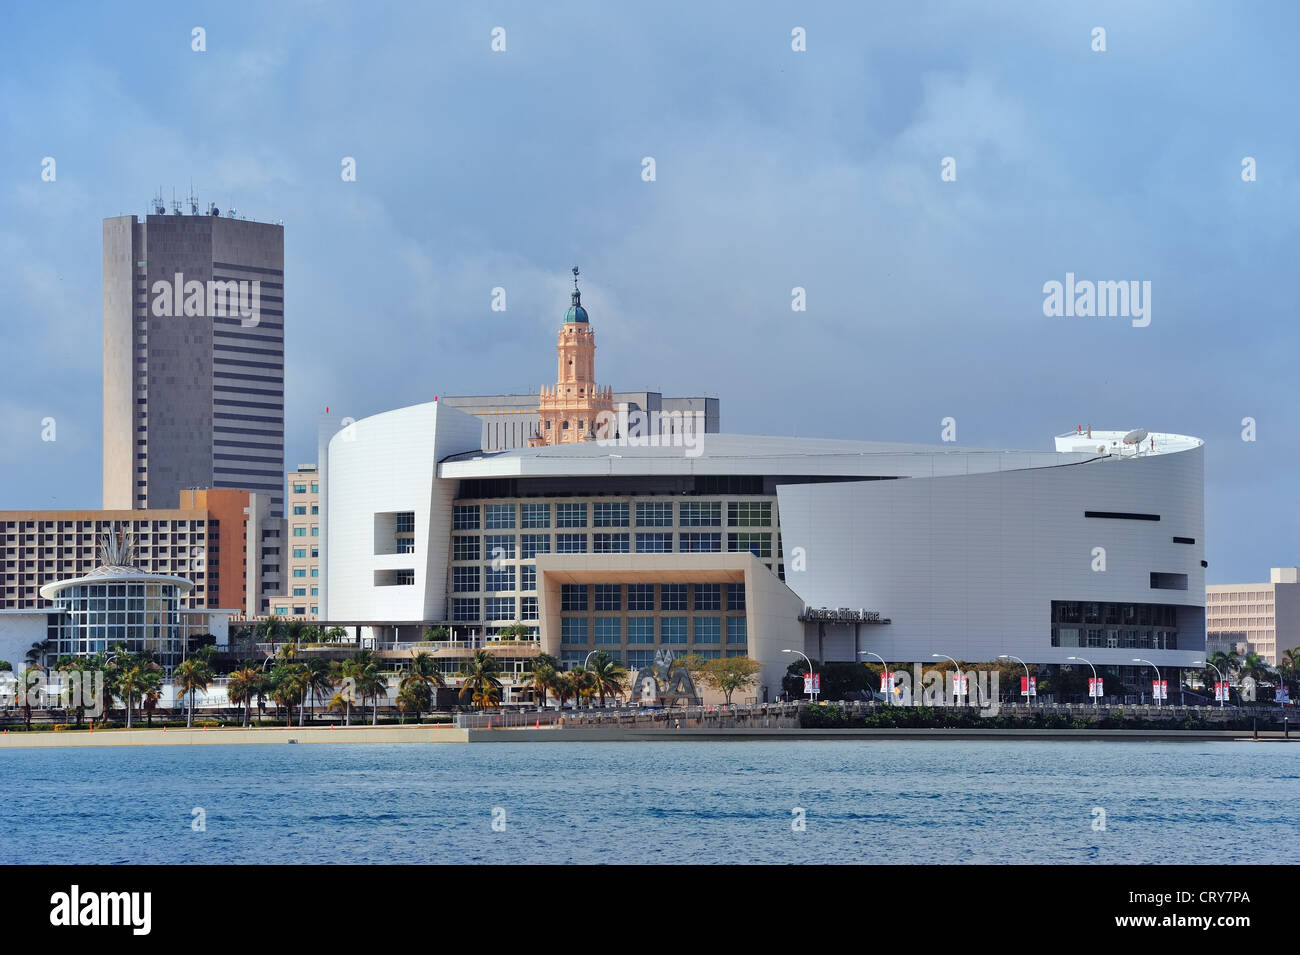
left=0, top=1, right=1296, bottom=584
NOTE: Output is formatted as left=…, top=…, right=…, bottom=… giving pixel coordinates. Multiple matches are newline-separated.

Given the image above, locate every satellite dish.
left=1123, top=429, right=1149, bottom=445
left=211, top=206, right=220, bottom=216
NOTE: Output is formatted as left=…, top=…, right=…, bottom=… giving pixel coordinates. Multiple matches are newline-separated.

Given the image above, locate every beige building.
left=0, top=489, right=278, bottom=616
left=1206, top=567, right=1300, bottom=666
left=268, top=465, right=320, bottom=619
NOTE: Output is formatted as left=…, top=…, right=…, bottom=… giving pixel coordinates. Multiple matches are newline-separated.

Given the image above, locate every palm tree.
left=270, top=663, right=309, bottom=727
left=396, top=681, right=432, bottom=722
left=527, top=662, right=557, bottom=707
left=568, top=666, right=596, bottom=708
left=1240, top=651, right=1272, bottom=685
left=458, top=649, right=503, bottom=710
left=227, top=666, right=262, bottom=727
left=471, top=684, right=501, bottom=709
left=398, top=652, right=445, bottom=723
left=552, top=671, right=574, bottom=709
left=354, top=663, right=390, bottom=725
left=115, top=662, right=154, bottom=729
left=302, top=657, right=334, bottom=724
left=587, top=651, right=627, bottom=707
left=172, top=657, right=213, bottom=728
left=324, top=626, right=348, bottom=643
left=1209, top=648, right=1241, bottom=678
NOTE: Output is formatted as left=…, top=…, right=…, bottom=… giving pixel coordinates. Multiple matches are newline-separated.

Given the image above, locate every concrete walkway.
left=0, top=724, right=468, bottom=747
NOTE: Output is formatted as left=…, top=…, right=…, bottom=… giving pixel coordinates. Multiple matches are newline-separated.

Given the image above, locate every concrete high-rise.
left=103, top=208, right=286, bottom=517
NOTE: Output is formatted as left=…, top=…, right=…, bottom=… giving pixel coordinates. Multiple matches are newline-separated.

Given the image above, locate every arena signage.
left=798, top=607, right=891, bottom=624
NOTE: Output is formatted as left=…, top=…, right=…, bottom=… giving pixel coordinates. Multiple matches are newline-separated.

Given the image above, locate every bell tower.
left=533, top=267, right=613, bottom=445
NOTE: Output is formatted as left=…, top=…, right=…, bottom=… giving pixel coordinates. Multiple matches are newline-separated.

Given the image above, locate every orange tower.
left=533, top=267, right=613, bottom=445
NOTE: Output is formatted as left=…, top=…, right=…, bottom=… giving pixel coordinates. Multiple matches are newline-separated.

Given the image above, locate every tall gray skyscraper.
left=103, top=208, right=285, bottom=517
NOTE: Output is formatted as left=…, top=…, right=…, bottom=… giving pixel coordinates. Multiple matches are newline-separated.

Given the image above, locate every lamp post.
left=1067, top=655, right=1099, bottom=707
left=931, top=653, right=964, bottom=706
left=783, top=649, right=817, bottom=701
left=858, top=650, right=891, bottom=705
left=998, top=654, right=1031, bottom=707
left=1193, top=659, right=1225, bottom=708
left=1133, top=658, right=1162, bottom=706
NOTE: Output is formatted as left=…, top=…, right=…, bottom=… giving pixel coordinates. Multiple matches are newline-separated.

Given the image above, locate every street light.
left=998, top=654, right=1031, bottom=706
left=1133, top=658, right=1162, bottom=706
left=782, top=648, right=817, bottom=701
left=582, top=650, right=600, bottom=709
left=1193, top=659, right=1226, bottom=708
left=931, top=653, right=964, bottom=706
left=858, top=650, right=891, bottom=705
left=1067, top=655, right=1099, bottom=707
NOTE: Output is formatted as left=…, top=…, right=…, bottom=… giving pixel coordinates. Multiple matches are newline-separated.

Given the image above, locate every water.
left=2, top=740, right=1295, bottom=864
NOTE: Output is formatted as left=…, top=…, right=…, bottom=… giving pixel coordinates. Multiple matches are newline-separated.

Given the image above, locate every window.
left=275, top=607, right=289, bottom=615
left=635, top=532, right=672, bottom=553
left=694, top=584, right=721, bottom=610
left=561, top=584, right=588, bottom=612
left=728, top=501, right=772, bottom=526
left=293, top=484, right=306, bottom=494
left=520, top=564, right=536, bottom=591
left=293, top=527, right=306, bottom=537
left=595, top=584, right=621, bottom=611
left=660, top=617, right=687, bottom=644
left=485, top=504, right=515, bottom=529
left=485, top=565, right=515, bottom=591
left=593, top=533, right=629, bottom=554
left=660, top=583, right=687, bottom=611
left=635, top=501, right=673, bottom=527
left=453, top=505, right=480, bottom=530
left=680, top=501, right=721, bottom=527
left=593, top=502, right=629, bottom=527
left=628, top=617, right=654, bottom=644
left=292, top=548, right=306, bottom=558
left=293, top=505, right=307, bottom=516
left=311, top=505, right=319, bottom=515
left=727, top=584, right=746, bottom=611
left=452, top=599, right=479, bottom=622
left=485, top=535, right=515, bottom=560
left=293, top=569, right=307, bottom=578
left=310, top=568, right=318, bottom=577
left=556, top=533, right=587, bottom=554
left=310, top=482, right=319, bottom=493
left=594, top=617, right=621, bottom=644
left=556, top=503, right=587, bottom=528
left=395, top=512, right=415, bottom=533
left=292, top=587, right=306, bottom=597
left=311, top=547, right=318, bottom=558
left=311, top=527, right=319, bottom=537
left=521, top=503, right=550, bottom=528
left=521, top=534, right=551, bottom=558
left=628, top=584, right=654, bottom=611
left=628, top=650, right=654, bottom=671
left=485, top=597, right=515, bottom=621
left=453, top=536, right=480, bottom=561
left=521, top=597, right=538, bottom=620
left=396, top=540, right=415, bottom=554
left=561, top=618, right=589, bottom=644
left=728, top=532, right=772, bottom=558
left=310, top=587, right=318, bottom=596
left=681, top=532, right=721, bottom=553
left=726, top=617, right=747, bottom=644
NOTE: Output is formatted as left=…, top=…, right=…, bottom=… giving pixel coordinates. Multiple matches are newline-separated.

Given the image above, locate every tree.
left=1239, top=651, right=1273, bottom=687
left=330, top=658, right=362, bottom=726
left=495, top=623, right=533, bottom=643
left=116, top=660, right=162, bottom=729
left=458, top=649, right=503, bottom=710
left=527, top=661, right=557, bottom=707
left=324, top=626, right=348, bottom=643
left=397, top=652, right=444, bottom=722
left=396, top=682, right=432, bottom=722
left=303, top=657, right=334, bottom=724
left=270, top=663, right=308, bottom=727
left=422, top=626, right=451, bottom=642
left=173, top=657, right=214, bottom=728
left=587, top=651, right=627, bottom=707
left=570, top=667, right=596, bottom=707
left=552, top=671, right=575, bottom=709
left=699, top=656, right=763, bottom=705
left=227, top=666, right=265, bottom=727
left=354, top=662, right=390, bottom=725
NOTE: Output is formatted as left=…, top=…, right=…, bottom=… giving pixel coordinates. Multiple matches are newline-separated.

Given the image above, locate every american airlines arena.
left=318, top=402, right=1206, bottom=703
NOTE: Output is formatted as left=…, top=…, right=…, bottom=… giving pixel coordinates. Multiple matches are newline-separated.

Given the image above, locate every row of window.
left=451, top=500, right=773, bottom=530
left=452, top=597, right=538, bottom=621
left=291, top=482, right=320, bottom=494
left=291, top=505, right=320, bottom=516
left=452, top=532, right=772, bottom=558
left=574, top=648, right=748, bottom=669
left=559, top=615, right=747, bottom=645
left=561, top=582, right=744, bottom=612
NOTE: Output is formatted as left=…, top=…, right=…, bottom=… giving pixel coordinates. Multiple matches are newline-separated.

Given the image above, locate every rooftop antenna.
left=188, top=180, right=199, bottom=215
left=170, top=186, right=181, bottom=215
left=152, top=188, right=165, bottom=215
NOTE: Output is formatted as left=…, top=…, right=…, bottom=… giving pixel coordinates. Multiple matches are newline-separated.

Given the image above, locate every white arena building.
left=318, top=401, right=1206, bottom=703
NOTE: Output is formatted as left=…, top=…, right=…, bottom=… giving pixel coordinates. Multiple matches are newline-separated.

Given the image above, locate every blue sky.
left=1, top=1, right=1296, bottom=583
